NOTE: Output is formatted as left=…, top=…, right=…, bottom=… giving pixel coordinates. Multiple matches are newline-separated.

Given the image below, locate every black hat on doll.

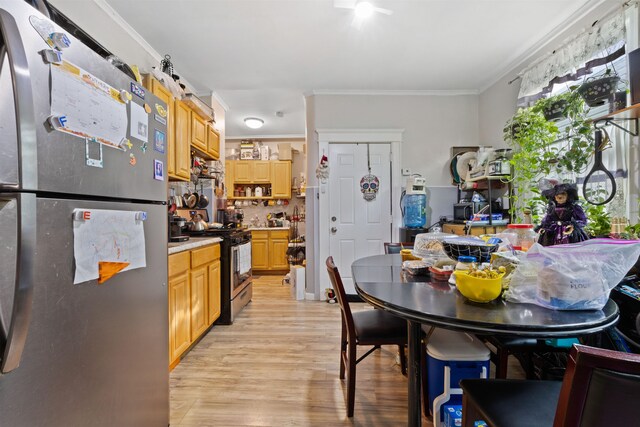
left=542, top=183, right=579, bottom=203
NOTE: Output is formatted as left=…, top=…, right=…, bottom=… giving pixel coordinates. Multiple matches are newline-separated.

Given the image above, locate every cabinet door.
left=252, top=161, right=271, bottom=183
left=147, top=78, right=175, bottom=177
left=270, top=238, right=289, bottom=270
left=207, top=125, right=220, bottom=160
left=234, top=161, right=252, bottom=183
left=190, top=266, right=209, bottom=340
left=190, top=111, right=208, bottom=152
left=225, top=161, right=235, bottom=197
left=169, top=271, right=191, bottom=365
left=207, top=260, right=221, bottom=326
left=174, top=100, right=192, bottom=181
left=271, top=161, right=291, bottom=198
left=252, top=238, right=269, bottom=270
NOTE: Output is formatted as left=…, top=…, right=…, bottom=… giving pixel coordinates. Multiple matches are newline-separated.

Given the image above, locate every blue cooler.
left=426, top=329, right=490, bottom=426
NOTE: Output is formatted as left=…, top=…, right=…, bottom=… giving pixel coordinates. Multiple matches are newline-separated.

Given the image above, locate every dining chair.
left=480, top=335, right=571, bottom=379
left=460, top=344, right=640, bottom=427
left=383, top=242, right=414, bottom=254
left=325, top=256, right=408, bottom=417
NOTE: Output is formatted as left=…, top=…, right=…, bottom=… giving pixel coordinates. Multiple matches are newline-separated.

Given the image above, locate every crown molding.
left=478, top=0, right=611, bottom=93
left=91, top=0, right=199, bottom=92
left=210, top=91, right=230, bottom=112
left=310, top=89, right=479, bottom=96
left=226, top=134, right=306, bottom=140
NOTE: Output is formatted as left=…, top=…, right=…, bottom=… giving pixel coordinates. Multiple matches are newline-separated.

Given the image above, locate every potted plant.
left=533, top=89, right=584, bottom=122
left=585, top=203, right=611, bottom=237
left=577, top=68, right=621, bottom=107
left=503, top=107, right=559, bottom=220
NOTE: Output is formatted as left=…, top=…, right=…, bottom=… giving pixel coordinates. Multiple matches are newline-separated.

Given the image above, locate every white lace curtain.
left=518, top=11, right=626, bottom=99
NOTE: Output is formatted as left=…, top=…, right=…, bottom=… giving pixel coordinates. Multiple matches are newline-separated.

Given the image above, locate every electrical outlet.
left=402, top=168, right=411, bottom=176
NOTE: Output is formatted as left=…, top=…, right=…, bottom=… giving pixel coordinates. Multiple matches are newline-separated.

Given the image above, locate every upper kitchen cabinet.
left=252, top=161, right=271, bottom=183
left=234, top=161, right=252, bottom=183
left=173, top=100, right=192, bottom=180
left=190, top=111, right=208, bottom=153
left=271, top=161, right=292, bottom=199
left=143, top=75, right=189, bottom=181
left=207, top=125, right=220, bottom=160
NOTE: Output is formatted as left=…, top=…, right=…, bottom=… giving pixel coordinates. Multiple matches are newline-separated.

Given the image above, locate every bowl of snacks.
left=413, top=232, right=456, bottom=259
left=455, top=266, right=506, bottom=303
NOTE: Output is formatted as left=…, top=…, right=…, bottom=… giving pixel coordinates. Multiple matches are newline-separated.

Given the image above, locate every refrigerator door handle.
left=1, top=193, right=36, bottom=373
left=0, top=9, right=38, bottom=190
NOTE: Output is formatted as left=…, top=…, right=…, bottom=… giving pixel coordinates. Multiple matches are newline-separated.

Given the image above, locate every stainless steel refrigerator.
left=1, top=1, right=169, bottom=425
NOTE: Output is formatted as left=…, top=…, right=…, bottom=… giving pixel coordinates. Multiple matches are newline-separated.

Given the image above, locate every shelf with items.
left=232, top=183, right=272, bottom=199
left=456, top=177, right=512, bottom=226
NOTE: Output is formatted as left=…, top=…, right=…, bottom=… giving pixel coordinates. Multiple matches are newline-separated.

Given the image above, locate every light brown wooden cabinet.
left=251, top=229, right=289, bottom=273
left=190, top=111, right=208, bottom=153
left=173, top=100, right=192, bottom=180
left=143, top=76, right=190, bottom=181
left=168, top=243, right=221, bottom=369
left=206, top=125, right=220, bottom=160
left=443, top=223, right=507, bottom=236
left=226, top=160, right=292, bottom=199
left=271, top=161, right=292, bottom=199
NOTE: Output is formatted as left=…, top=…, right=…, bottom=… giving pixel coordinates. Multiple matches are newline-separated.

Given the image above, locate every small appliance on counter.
left=169, top=214, right=190, bottom=242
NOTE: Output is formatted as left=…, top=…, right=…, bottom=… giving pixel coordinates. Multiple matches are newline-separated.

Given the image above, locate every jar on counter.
left=455, top=256, right=477, bottom=272
left=503, top=224, right=537, bottom=251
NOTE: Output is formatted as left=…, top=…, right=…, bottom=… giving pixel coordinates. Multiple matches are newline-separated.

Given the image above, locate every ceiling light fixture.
left=244, top=117, right=264, bottom=129
left=354, top=1, right=374, bottom=19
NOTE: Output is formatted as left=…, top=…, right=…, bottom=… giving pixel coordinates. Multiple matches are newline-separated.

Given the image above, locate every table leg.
left=408, top=320, right=422, bottom=427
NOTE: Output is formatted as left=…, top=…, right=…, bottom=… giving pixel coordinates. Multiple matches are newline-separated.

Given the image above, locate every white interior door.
left=329, top=143, right=392, bottom=294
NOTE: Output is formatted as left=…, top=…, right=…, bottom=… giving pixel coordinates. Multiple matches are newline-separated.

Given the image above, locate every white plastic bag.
left=504, top=239, right=640, bottom=310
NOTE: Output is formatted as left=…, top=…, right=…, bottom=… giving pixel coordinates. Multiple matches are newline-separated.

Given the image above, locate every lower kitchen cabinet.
left=443, top=223, right=507, bottom=236
left=168, top=243, right=221, bottom=369
left=251, top=229, right=289, bottom=273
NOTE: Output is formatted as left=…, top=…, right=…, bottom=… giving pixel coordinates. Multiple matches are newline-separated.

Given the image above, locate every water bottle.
left=402, top=193, right=427, bottom=228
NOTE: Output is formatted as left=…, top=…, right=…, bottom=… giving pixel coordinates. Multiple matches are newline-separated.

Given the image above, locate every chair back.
left=326, top=257, right=356, bottom=339
left=384, top=242, right=414, bottom=254
left=554, top=344, right=640, bottom=426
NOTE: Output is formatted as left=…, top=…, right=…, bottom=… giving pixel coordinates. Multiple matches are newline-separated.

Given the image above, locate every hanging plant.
left=577, top=68, right=621, bottom=107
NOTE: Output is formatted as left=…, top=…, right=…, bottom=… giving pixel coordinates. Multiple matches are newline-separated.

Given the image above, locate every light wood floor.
left=170, top=275, right=524, bottom=426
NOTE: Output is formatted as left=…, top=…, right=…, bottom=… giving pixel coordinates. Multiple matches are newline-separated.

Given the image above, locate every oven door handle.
left=232, top=246, right=239, bottom=273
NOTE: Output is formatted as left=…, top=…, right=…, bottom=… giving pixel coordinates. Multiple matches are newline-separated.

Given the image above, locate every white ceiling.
left=101, top=0, right=604, bottom=137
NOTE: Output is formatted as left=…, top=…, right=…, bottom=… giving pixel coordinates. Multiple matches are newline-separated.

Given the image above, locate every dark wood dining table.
left=352, top=254, right=620, bottom=427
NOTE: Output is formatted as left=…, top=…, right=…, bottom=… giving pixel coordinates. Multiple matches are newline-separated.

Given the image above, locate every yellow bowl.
left=454, top=271, right=505, bottom=303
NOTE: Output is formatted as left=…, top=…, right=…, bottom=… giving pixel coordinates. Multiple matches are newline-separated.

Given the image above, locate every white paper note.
left=73, top=209, right=147, bottom=284
left=129, top=102, right=149, bottom=143
left=50, top=60, right=128, bottom=149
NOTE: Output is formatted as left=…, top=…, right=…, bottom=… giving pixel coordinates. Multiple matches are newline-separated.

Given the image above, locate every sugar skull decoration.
left=360, top=173, right=379, bottom=201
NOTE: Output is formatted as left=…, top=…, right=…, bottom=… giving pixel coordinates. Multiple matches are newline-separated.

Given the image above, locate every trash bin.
left=426, top=329, right=490, bottom=425
left=290, top=265, right=305, bottom=301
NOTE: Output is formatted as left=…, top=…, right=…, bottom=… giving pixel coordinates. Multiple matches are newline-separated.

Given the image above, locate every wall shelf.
left=592, top=103, right=639, bottom=136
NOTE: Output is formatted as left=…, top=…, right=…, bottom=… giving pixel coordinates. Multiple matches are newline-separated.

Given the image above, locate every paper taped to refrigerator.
left=73, top=209, right=146, bottom=284
left=50, top=60, right=128, bottom=149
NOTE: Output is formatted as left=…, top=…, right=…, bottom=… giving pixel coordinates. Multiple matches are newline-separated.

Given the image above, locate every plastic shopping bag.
left=504, top=239, right=640, bottom=310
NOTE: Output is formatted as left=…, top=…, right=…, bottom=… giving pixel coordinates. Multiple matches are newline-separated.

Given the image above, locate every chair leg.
left=398, top=344, right=407, bottom=375
left=495, top=348, right=509, bottom=379
left=339, top=320, right=347, bottom=379
left=461, top=392, right=484, bottom=427
left=346, top=342, right=357, bottom=417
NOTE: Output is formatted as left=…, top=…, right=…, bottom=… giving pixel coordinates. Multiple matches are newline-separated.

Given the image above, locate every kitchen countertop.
left=247, top=226, right=290, bottom=230
left=168, top=237, right=222, bottom=255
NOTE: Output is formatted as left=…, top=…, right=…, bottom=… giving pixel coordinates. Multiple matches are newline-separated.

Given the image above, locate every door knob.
left=331, top=227, right=337, bottom=233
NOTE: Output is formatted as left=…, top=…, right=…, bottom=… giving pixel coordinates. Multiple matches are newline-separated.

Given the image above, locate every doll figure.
left=536, top=183, right=589, bottom=246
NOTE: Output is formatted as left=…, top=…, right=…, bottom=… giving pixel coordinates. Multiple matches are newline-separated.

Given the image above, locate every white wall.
left=312, top=94, right=480, bottom=186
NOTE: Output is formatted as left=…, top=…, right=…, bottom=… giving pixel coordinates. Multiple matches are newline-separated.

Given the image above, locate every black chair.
left=326, top=256, right=408, bottom=417
left=460, top=344, right=640, bottom=427
left=384, top=242, right=414, bottom=254
left=480, top=335, right=571, bottom=379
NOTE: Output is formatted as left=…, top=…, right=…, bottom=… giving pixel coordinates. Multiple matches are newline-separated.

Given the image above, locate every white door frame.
left=314, top=129, right=404, bottom=300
